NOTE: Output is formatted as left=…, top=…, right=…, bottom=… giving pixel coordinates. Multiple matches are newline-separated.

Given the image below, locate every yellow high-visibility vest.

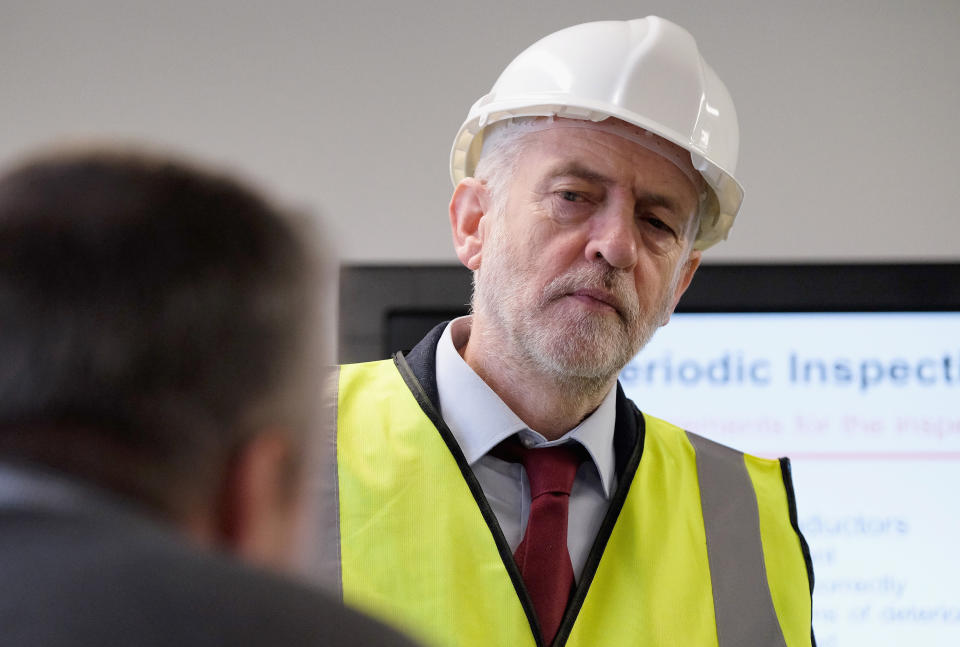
left=317, top=358, right=813, bottom=647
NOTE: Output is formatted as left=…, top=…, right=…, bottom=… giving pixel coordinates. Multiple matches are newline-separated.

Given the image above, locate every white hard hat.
left=450, top=16, right=743, bottom=250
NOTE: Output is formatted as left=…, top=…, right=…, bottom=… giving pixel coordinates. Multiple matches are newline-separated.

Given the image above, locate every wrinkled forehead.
left=481, top=116, right=704, bottom=192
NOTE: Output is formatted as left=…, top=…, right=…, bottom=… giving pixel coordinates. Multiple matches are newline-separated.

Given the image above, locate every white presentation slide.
left=620, top=312, right=959, bottom=647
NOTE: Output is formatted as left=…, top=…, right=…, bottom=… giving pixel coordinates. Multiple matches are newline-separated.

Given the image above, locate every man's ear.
left=449, top=178, right=488, bottom=270
left=216, top=428, right=300, bottom=569
left=662, top=250, right=703, bottom=326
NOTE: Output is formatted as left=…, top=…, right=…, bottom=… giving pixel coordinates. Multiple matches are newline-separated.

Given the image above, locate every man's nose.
left=584, top=204, right=638, bottom=270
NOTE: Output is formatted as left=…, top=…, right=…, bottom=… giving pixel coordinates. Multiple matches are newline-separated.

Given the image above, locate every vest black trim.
left=553, top=399, right=645, bottom=647
left=780, top=457, right=817, bottom=647
left=393, top=351, right=546, bottom=646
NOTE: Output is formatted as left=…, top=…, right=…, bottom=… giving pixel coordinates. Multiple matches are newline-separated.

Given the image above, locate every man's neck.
left=458, top=318, right=617, bottom=441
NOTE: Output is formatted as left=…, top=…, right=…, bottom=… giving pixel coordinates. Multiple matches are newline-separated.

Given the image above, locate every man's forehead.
left=490, top=117, right=703, bottom=192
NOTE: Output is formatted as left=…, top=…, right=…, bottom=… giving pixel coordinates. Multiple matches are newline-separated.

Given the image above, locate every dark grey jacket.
left=0, top=463, right=419, bottom=647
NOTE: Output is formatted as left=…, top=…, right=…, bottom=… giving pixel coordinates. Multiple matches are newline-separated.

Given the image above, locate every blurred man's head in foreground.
left=0, top=146, right=327, bottom=569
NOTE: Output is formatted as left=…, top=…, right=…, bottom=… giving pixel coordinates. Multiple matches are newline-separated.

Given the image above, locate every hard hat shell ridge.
left=450, top=16, right=744, bottom=250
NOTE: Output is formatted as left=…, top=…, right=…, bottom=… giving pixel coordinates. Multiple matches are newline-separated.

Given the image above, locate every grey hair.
left=472, top=117, right=546, bottom=219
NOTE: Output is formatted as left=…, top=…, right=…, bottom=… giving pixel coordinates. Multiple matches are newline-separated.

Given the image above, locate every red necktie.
left=497, top=440, right=584, bottom=645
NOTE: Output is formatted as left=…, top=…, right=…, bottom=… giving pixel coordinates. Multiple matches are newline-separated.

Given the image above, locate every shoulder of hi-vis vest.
left=313, top=357, right=814, bottom=647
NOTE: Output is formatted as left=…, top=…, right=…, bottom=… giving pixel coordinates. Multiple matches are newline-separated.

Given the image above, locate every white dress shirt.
left=435, top=316, right=618, bottom=581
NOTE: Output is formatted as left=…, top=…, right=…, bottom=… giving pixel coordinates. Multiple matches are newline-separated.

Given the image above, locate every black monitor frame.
left=338, top=263, right=960, bottom=363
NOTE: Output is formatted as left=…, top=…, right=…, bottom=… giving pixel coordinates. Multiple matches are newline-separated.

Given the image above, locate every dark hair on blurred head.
left=0, top=147, right=323, bottom=519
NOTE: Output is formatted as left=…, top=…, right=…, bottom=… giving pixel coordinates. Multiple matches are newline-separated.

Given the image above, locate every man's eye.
left=642, top=215, right=675, bottom=235
left=559, top=190, right=583, bottom=202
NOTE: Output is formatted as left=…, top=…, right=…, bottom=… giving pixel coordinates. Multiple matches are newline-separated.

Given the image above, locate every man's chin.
left=531, top=327, right=634, bottom=382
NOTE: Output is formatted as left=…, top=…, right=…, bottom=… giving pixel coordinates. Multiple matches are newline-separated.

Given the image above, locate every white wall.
left=3, top=0, right=958, bottom=263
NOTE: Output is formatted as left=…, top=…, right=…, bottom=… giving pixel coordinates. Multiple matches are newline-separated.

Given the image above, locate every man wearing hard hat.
left=321, top=17, right=814, bottom=647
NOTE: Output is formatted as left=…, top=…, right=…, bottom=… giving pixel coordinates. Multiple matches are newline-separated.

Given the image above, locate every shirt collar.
left=435, top=316, right=617, bottom=498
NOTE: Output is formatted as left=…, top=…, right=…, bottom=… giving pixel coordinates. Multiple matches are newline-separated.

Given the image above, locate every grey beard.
left=473, top=261, right=668, bottom=388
